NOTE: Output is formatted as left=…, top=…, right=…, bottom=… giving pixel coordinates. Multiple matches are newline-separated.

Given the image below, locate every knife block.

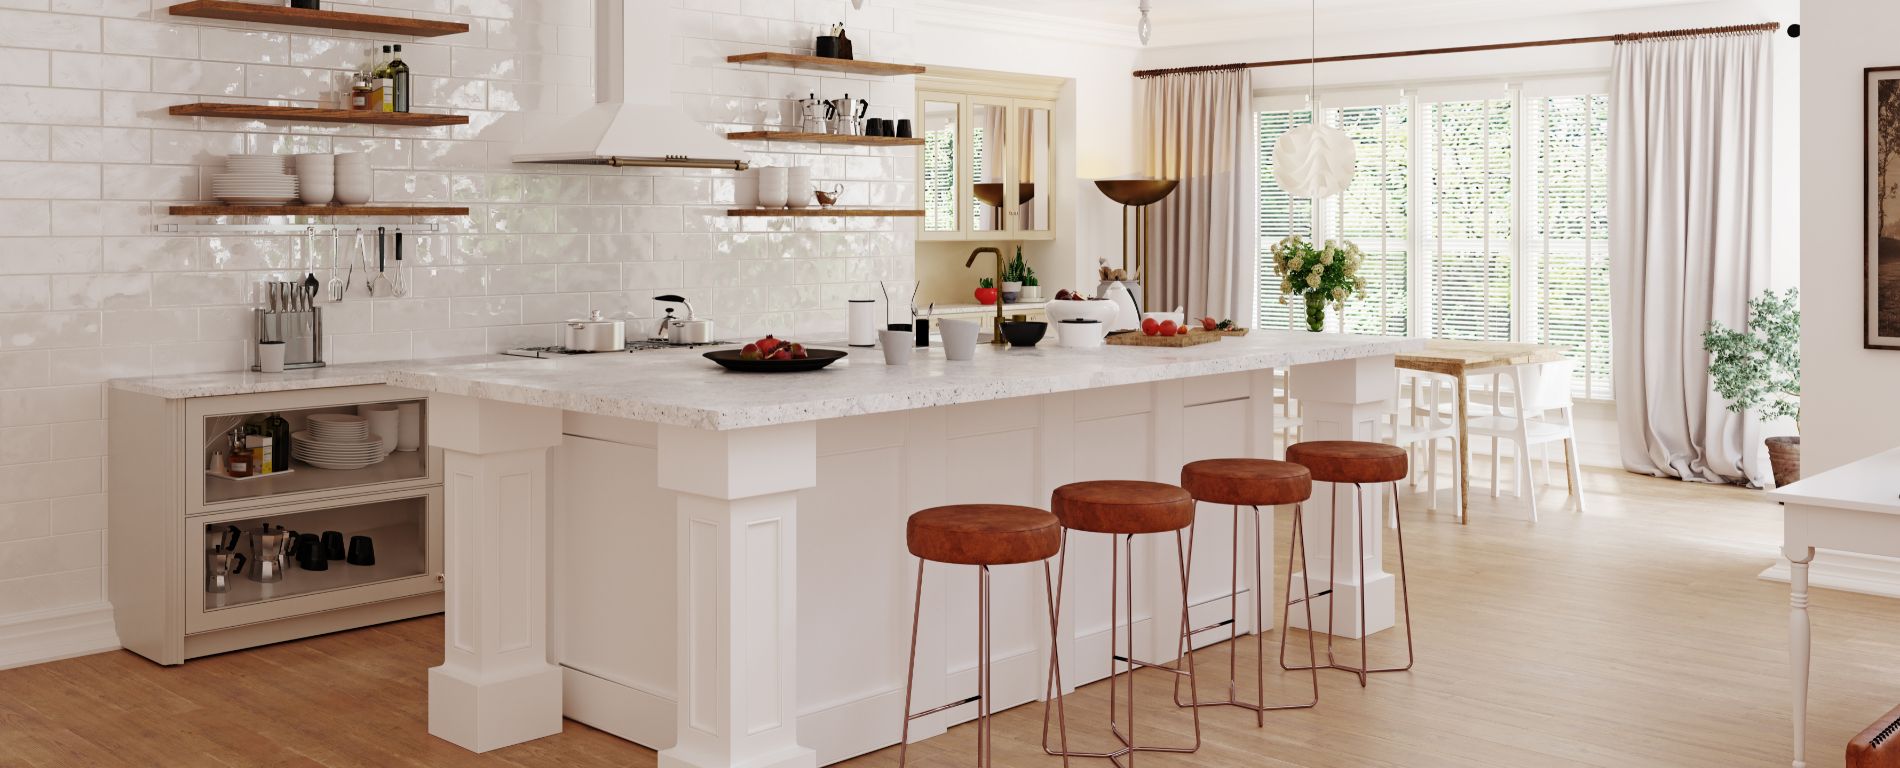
left=253, top=308, right=325, bottom=371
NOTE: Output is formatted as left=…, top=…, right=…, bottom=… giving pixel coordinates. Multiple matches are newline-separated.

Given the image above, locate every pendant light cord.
left=1308, top=0, right=1317, bottom=107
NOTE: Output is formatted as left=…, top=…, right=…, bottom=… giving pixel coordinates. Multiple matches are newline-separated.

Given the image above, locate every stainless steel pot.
left=671, top=319, right=715, bottom=345
left=565, top=310, right=626, bottom=352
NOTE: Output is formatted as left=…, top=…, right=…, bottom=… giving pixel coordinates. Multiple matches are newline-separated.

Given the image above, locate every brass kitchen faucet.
left=965, top=246, right=1006, bottom=345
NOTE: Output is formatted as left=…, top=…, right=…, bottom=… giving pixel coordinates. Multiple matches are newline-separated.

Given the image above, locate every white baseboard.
left=0, top=602, right=121, bottom=671
left=1758, top=551, right=1900, bottom=599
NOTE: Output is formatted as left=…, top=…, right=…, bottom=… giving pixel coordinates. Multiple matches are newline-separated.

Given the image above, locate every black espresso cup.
left=321, top=530, right=346, bottom=560
left=296, top=533, right=328, bottom=571
left=814, top=36, right=839, bottom=58
left=896, top=119, right=913, bottom=138
left=347, top=535, right=376, bottom=566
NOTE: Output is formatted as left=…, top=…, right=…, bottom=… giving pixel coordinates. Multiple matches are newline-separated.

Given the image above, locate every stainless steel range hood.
left=512, top=0, right=749, bottom=171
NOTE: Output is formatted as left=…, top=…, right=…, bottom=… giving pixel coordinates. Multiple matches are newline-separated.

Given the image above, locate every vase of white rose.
left=1270, top=236, right=1364, bottom=332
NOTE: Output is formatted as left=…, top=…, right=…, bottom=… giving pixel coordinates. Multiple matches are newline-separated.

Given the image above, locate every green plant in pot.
left=1001, top=246, right=1027, bottom=302
left=1021, top=265, right=1040, bottom=301
left=1270, top=235, right=1363, bottom=331
left=1703, top=288, right=1801, bottom=487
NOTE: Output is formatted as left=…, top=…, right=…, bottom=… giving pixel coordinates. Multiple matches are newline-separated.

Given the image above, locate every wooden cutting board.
left=1104, top=329, right=1222, bottom=347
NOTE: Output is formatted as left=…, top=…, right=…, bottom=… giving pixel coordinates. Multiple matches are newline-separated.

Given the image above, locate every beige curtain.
left=1141, top=68, right=1256, bottom=322
left=1610, top=30, right=1773, bottom=486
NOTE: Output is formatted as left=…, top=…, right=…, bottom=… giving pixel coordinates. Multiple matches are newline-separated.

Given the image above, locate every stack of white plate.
left=214, top=155, right=298, bottom=206
left=293, top=414, right=385, bottom=470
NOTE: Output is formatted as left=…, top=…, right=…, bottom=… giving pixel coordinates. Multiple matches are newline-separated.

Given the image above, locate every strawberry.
left=1158, top=319, right=1177, bottom=336
left=1141, top=317, right=1161, bottom=336
left=1201, top=316, right=1217, bottom=331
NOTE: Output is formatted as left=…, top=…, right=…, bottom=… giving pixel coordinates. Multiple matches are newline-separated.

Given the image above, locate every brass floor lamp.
left=1093, top=179, right=1178, bottom=309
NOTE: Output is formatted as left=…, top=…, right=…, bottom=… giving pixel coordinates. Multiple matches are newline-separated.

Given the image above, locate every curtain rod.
left=1131, top=21, right=1781, bottom=78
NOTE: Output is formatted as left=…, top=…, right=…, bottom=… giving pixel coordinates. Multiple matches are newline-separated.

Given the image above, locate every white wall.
left=0, top=0, right=914, bottom=640
left=1801, top=2, right=1900, bottom=473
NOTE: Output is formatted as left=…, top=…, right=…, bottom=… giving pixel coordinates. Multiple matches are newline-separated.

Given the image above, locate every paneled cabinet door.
left=918, top=92, right=1056, bottom=241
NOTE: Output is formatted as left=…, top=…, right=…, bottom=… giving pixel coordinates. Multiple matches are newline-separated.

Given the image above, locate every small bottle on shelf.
left=349, top=73, right=374, bottom=111
left=227, top=428, right=251, bottom=478
left=388, top=45, right=410, bottom=113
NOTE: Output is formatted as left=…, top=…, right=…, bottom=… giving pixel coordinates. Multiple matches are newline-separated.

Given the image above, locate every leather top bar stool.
left=1173, top=458, right=1321, bottom=725
left=899, top=504, right=1067, bottom=767
left=1041, top=480, right=1201, bottom=766
left=1282, top=440, right=1416, bottom=687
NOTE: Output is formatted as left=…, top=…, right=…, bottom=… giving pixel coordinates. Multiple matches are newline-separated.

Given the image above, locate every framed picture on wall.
left=1866, top=67, right=1900, bottom=349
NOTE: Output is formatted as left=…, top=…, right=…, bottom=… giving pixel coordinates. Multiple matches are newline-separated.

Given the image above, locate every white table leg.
left=656, top=422, right=819, bottom=768
left=1286, top=355, right=1397, bottom=639
left=1787, top=545, right=1814, bottom=768
left=427, top=395, right=564, bottom=752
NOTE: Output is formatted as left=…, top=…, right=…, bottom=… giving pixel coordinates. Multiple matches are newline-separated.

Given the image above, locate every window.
left=1256, top=84, right=1612, bottom=398
left=1526, top=94, right=1612, bottom=398
left=1424, top=98, right=1514, bottom=343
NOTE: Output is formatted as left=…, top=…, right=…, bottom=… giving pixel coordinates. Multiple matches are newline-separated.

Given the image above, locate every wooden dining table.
left=1393, top=340, right=1570, bottom=523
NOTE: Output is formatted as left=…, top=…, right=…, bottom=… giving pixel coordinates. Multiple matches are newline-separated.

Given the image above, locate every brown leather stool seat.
left=1285, top=440, right=1408, bottom=485
left=906, top=505, right=1061, bottom=566
left=1051, top=480, right=1195, bottom=535
left=1181, top=459, right=1311, bottom=507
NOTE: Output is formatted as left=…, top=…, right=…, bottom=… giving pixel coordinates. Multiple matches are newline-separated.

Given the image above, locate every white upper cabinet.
left=917, top=69, right=1063, bottom=241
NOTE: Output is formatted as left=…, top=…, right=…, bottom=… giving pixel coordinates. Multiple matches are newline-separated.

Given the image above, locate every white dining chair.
left=1384, top=370, right=1463, bottom=517
left=1466, top=360, right=1585, bottom=521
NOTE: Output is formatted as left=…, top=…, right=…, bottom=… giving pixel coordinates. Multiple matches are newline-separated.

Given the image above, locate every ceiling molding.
left=912, top=0, right=1141, bottom=49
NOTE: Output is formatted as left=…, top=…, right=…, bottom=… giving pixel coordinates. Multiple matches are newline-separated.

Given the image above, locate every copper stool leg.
left=1043, top=530, right=1201, bottom=767
left=1176, top=503, right=1319, bottom=721
left=904, top=558, right=1067, bottom=767
left=1282, top=481, right=1417, bottom=685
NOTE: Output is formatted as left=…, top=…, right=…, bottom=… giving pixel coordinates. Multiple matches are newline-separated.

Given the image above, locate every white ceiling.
left=939, top=0, right=1723, bottom=40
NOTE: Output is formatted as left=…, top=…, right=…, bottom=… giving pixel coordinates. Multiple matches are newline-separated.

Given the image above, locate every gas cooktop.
left=502, top=339, right=732, bottom=359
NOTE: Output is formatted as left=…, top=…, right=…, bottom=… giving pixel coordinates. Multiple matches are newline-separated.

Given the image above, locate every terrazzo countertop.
left=113, top=331, right=1422, bottom=430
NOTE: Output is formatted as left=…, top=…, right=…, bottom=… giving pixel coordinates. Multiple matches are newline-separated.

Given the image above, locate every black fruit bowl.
left=1000, top=321, right=1047, bottom=347
left=703, top=348, right=847, bottom=372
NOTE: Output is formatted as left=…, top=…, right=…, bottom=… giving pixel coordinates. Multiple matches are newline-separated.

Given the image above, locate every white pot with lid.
left=565, top=310, right=626, bottom=352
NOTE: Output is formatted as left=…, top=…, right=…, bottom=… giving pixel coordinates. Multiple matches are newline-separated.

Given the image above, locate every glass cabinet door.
left=1016, top=104, right=1053, bottom=236
left=922, top=96, right=961, bottom=235
left=971, top=99, right=1008, bottom=232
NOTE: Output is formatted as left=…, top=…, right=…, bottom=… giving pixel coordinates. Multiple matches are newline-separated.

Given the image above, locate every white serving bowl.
left=1045, top=297, right=1120, bottom=328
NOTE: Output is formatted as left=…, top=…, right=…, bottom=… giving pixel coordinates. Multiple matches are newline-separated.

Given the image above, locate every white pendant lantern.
left=1137, top=0, right=1152, bottom=45
left=1273, top=0, right=1355, bottom=200
left=1273, top=123, right=1355, bottom=199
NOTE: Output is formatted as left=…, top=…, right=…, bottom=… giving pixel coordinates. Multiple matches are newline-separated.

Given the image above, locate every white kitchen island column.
left=1287, top=355, right=1399, bottom=638
left=427, top=394, right=565, bottom=752
left=654, top=422, right=819, bottom=768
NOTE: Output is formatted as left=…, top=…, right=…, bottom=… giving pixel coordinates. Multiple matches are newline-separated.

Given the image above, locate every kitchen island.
left=387, top=330, right=1420, bottom=767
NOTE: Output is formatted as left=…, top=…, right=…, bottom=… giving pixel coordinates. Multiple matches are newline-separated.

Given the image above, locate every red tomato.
left=1141, top=317, right=1161, bottom=336
left=1158, top=319, right=1177, bottom=336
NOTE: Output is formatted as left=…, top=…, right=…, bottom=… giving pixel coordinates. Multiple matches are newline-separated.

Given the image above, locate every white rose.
left=1320, top=253, right=1334, bottom=266
left=1288, top=257, right=1303, bottom=272
left=1305, top=272, right=1321, bottom=288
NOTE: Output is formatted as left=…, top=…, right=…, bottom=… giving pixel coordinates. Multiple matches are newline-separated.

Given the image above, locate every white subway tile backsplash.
left=0, top=0, right=916, bottom=622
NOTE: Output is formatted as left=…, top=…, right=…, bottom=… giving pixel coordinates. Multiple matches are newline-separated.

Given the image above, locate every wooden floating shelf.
left=168, top=0, right=471, bottom=37
left=725, top=131, right=921, bottom=146
left=170, top=205, right=470, bottom=217
left=727, top=208, right=924, bottom=218
left=170, top=103, right=468, bottom=127
left=726, top=52, right=926, bottom=77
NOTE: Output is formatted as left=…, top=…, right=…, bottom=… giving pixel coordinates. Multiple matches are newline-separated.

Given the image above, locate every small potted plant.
left=975, top=277, right=997, bottom=305
left=1001, top=247, right=1027, bottom=303
left=1704, top=288, right=1801, bottom=487
left=1021, top=266, right=1041, bottom=301
left=1269, top=236, right=1363, bottom=331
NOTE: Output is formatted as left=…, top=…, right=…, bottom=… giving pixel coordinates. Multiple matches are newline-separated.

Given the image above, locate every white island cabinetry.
left=379, top=330, right=1419, bottom=766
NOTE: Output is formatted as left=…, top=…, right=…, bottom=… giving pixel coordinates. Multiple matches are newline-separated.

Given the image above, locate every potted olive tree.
left=1703, top=288, right=1801, bottom=486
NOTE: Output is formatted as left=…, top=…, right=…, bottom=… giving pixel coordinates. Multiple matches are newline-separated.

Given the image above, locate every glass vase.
left=1304, top=293, right=1326, bottom=332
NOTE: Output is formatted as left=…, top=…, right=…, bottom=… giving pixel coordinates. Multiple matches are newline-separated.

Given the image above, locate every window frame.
left=1253, top=72, right=1613, bottom=400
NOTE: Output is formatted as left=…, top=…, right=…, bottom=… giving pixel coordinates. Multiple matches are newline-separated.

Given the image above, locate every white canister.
left=847, top=299, right=878, bottom=347
left=395, top=402, right=421, bottom=452
left=1056, top=320, right=1106, bottom=348
left=256, top=341, right=286, bottom=373
left=360, top=404, right=400, bottom=456
left=757, top=166, right=789, bottom=209
left=786, top=167, right=812, bottom=209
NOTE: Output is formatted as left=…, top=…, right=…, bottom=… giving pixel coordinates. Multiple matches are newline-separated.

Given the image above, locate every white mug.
left=786, top=167, right=812, bottom=209
left=256, top=341, right=286, bottom=373
left=878, top=329, right=913, bottom=365
left=757, top=167, right=789, bottom=209
left=939, top=319, right=979, bottom=361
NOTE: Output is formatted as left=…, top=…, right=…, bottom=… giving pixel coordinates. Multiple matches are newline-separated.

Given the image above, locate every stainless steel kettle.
left=655, top=295, right=714, bottom=344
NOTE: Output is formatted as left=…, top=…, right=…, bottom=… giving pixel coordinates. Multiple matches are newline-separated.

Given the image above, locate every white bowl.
left=1045, top=298, right=1120, bottom=327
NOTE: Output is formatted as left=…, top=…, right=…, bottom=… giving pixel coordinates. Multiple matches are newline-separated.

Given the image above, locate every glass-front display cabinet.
left=918, top=76, right=1058, bottom=241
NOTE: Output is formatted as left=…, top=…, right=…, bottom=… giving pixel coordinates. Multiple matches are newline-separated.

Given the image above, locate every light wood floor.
left=3, top=468, right=1897, bottom=768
